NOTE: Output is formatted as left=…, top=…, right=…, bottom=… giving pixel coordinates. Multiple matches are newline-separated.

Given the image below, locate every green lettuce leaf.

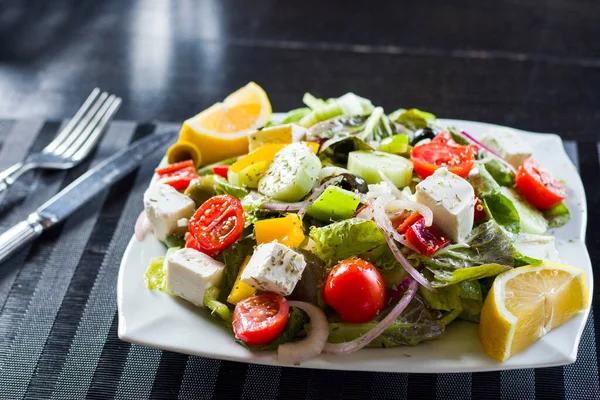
left=429, top=263, right=511, bottom=287
left=278, top=107, right=311, bottom=125
left=468, top=163, right=501, bottom=198
left=482, top=158, right=515, bottom=186
left=144, top=247, right=180, bottom=291
left=213, top=175, right=249, bottom=200
left=220, top=239, right=255, bottom=300
left=240, top=193, right=267, bottom=228
left=482, top=192, right=520, bottom=234
left=326, top=297, right=445, bottom=347
left=544, top=202, right=571, bottom=228
left=241, top=307, right=309, bottom=351
left=164, top=235, right=185, bottom=248
left=513, top=251, right=543, bottom=267
left=319, top=135, right=374, bottom=164
left=392, top=109, right=436, bottom=130
left=419, top=278, right=483, bottom=314
left=416, top=220, right=515, bottom=271
left=309, top=218, right=386, bottom=265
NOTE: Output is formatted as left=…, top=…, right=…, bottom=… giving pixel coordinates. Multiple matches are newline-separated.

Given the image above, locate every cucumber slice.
left=306, top=186, right=361, bottom=221
left=258, top=143, right=321, bottom=202
left=347, top=150, right=413, bottom=188
left=500, top=187, right=548, bottom=234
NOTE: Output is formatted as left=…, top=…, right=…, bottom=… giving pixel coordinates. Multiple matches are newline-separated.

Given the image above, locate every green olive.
left=184, top=176, right=216, bottom=205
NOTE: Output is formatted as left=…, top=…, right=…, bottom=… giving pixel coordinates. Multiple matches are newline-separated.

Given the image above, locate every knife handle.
left=0, top=215, right=44, bottom=264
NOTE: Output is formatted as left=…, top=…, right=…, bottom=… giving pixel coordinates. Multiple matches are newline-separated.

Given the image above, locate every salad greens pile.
left=142, top=90, right=572, bottom=361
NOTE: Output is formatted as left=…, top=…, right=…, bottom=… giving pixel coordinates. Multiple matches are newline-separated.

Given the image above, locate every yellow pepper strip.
left=166, top=140, right=203, bottom=167
left=254, top=214, right=305, bottom=247
left=302, top=141, right=320, bottom=154
left=227, top=143, right=286, bottom=186
left=226, top=256, right=256, bottom=305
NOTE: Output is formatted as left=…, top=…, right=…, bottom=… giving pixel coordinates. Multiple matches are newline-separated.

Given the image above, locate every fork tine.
left=71, top=97, right=121, bottom=162
left=43, top=88, right=101, bottom=153
left=64, top=95, right=121, bottom=160
left=52, top=92, right=109, bottom=156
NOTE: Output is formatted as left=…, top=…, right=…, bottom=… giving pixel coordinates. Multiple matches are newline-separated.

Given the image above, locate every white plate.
left=117, top=118, right=592, bottom=373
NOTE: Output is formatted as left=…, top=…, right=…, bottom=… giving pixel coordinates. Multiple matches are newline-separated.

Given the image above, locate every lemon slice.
left=178, top=82, right=272, bottom=165
left=479, top=263, right=588, bottom=361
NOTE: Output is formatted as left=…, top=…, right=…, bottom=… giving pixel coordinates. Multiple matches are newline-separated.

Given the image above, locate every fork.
left=0, top=88, right=122, bottom=192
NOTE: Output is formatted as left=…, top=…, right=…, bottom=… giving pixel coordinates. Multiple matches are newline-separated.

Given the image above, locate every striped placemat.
left=0, top=120, right=597, bottom=399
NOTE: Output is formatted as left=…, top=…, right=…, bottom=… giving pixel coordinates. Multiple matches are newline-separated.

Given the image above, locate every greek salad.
left=138, top=90, right=575, bottom=365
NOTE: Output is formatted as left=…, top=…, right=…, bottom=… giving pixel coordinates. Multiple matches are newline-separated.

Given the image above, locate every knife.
left=0, top=130, right=176, bottom=264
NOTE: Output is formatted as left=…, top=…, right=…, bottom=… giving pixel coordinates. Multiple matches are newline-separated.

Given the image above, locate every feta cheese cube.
left=165, top=248, right=225, bottom=307
left=240, top=241, right=306, bottom=296
left=513, top=233, right=560, bottom=263
left=143, top=182, right=196, bottom=241
left=480, top=130, right=533, bottom=168
left=415, top=168, right=475, bottom=243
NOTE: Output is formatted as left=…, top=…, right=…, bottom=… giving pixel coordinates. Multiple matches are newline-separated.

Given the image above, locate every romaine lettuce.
left=482, top=192, right=520, bottom=234
left=309, top=218, right=386, bottom=265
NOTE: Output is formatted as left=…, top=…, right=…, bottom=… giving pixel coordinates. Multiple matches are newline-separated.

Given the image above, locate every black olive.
left=324, top=173, right=369, bottom=194
left=409, top=127, right=439, bottom=146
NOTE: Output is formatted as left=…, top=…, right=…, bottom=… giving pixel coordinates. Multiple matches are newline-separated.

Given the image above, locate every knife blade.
left=0, top=130, right=176, bottom=264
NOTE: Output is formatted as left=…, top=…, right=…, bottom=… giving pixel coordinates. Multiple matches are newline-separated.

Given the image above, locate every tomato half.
left=515, top=158, right=567, bottom=210
left=411, top=142, right=475, bottom=179
left=405, top=217, right=451, bottom=257
left=323, top=258, right=386, bottom=323
left=232, top=293, right=290, bottom=345
left=185, top=233, right=217, bottom=258
left=155, top=160, right=198, bottom=190
left=188, top=195, right=245, bottom=253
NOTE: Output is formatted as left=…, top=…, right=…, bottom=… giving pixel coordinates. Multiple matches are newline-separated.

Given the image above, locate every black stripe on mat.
left=534, top=367, right=564, bottom=400
left=577, top=142, right=600, bottom=377
left=24, top=165, right=139, bottom=399
left=85, top=312, right=131, bottom=399
left=149, top=351, right=190, bottom=399
left=277, top=367, right=309, bottom=400
left=472, top=372, right=501, bottom=400
left=406, top=373, right=436, bottom=399
left=305, top=370, right=344, bottom=400
left=341, top=371, right=373, bottom=400
left=212, top=361, right=249, bottom=399
left=23, top=124, right=152, bottom=399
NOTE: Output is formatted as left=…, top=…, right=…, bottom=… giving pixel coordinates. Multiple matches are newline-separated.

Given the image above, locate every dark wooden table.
left=0, top=1, right=599, bottom=399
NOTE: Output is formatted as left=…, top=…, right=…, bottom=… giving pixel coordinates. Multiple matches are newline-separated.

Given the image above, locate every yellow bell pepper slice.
left=226, top=256, right=256, bottom=305
left=227, top=143, right=286, bottom=186
left=254, top=214, right=305, bottom=247
left=302, top=141, right=320, bottom=154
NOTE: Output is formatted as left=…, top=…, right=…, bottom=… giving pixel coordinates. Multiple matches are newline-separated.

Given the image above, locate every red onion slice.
left=278, top=301, right=329, bottom=365
left=261, top=201, right=303, bottom=212
left=385, top=199, right=433, bottom=227
left=378, top=170, right=403, bottom=199
left=323, top=280, right=418, bottom=355
left=134, top=210, right=153, bottom=241
left=458, top=130, right=517, bottom=173
left=297, top=175, right=344, bottom=218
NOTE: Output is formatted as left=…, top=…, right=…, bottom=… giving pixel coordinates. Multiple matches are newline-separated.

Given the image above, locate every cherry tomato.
left=474, top=197, right=488, bottom=223
left=188, top=195, right=245, bottom=254
left=405, top=217, right=450, bottom=257
left=232, top=293, right=290, bottom=345
left=515, top=158, right=567, bottom=210
left=155, top=160, right=198, bottom=190
left=185, top=233, right=217, bottom=258
left=411, top=142, right=475, bottom=179
left=323, top=258, right=386, bottom=323
left=212, top=165, right=230, bottom=179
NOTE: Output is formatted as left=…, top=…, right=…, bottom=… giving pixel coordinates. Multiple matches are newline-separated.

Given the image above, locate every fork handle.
left=0, top=214, right=44, bottom=264
left=0, top=162, right=30, bottom=192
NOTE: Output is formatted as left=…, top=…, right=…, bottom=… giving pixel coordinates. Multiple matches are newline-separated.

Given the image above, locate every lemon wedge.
left=479, top=263, right=588, bottom=361
left=178, top=82, right=272, bottom=165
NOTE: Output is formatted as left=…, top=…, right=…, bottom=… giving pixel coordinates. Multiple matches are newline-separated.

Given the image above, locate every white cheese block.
left=143, top=182, right=196, bottom=241
left=415, top=167, right=476, bottom=243
left=165, top=248, right=225, bottom=307
left=513, top=233, right=560, bottom=263
left=480, top=130, right=533, bottom=168
left=240, top=241, right=306, bottom=296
